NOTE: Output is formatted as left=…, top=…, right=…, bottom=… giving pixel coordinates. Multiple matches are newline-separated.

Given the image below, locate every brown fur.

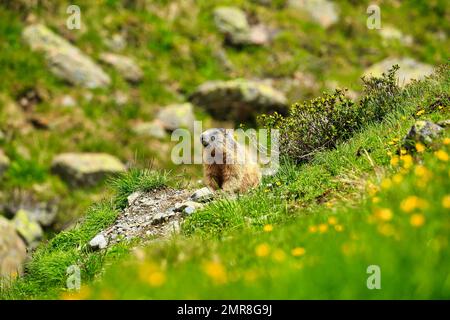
left=202, top=131, right=261, bottom=193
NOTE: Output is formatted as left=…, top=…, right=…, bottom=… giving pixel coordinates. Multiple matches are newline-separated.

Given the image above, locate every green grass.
left=2, top=65, right=448, bottom=300
left=0, top=169, right=170, bottom=299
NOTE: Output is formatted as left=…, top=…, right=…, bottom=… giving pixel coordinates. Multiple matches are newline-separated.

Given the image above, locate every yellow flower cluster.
left=400, top=196, right=428, bottom=213
left=203, top=261, right=227, bottom=284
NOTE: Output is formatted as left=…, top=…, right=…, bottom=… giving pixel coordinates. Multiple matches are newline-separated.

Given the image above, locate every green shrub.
left=258, top=65, right=401, bottom=162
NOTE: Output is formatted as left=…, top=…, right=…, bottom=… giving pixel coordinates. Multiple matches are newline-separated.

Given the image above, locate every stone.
left=189, top=79, right=287, bottom=123
left=174, top=201, right=204, bottom=213
left=156, top=103, right=195, bottom=131
left=402, top=120, right=444, bottom=151
left=51, top=152, right=126, bottom=187
left=103, top=33, right=127, bottom=52
left=379, top=25, right=413, bottom=45
left=0, top=149, right=10, bottom=178
left=132, top=120, right=167, bottom=139
left=60, top=95, right=77, bottom=108
left=437, top=120, right=450, bottom=128
left=190, top=187, right=214, bottom=203
left=13, top=209, right=43, bottom=248
left=127, top=191, right=143, bottom=206
left=0, top=216, right=27, bottom=279
left=213, top=6, right=271, bottom=46
left=113, top=91, right=129, bottom=106
left=364, top=57, right=433, bottom=87
left=99, top=52, right=143, bottom=84
left=23, top=24, right=110, bottom=88
left=89, top=234, right=108, bottom=250
left=288, top=0, right=339, bottom=28
left=16, top=206, right=57, bottom=228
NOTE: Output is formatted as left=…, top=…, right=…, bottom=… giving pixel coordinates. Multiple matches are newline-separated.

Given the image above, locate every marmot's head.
left=200, top=128, right=229, bottom=148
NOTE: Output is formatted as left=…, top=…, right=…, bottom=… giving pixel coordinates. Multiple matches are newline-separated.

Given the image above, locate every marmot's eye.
left=211, top=136, right=215, bottom=141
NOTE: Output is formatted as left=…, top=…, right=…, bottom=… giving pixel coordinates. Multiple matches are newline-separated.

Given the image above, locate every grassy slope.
left=2, top=66, right=449, bottom=299
left=1, top=0, right=449, bottom=228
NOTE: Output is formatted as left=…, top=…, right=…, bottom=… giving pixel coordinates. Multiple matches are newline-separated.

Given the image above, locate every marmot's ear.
left=219, top=128, right=227, bottom=135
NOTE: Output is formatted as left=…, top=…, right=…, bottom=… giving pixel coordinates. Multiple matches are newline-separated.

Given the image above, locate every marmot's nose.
left=201, top=135, right=209, bottom=147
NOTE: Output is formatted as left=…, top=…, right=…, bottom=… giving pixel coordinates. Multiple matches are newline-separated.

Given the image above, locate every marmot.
left=200, top=128, right=261, bottom=193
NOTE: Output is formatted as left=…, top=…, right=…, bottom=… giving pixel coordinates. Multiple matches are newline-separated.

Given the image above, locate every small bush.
left=259, top=66, right=401, bottom=162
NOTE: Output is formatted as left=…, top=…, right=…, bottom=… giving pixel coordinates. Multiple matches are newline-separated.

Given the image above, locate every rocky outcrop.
left=12, top=209, right=43, bottom=249
left=99, top=53, right=143, bottom=84
left=0, top=149, right=10, bottom=178
left=132, top=120, right=167, bottom=139
left=88, top=187, right=212, bottom=249
left=213, top=7, right=271, bottom=46
left=0, top=216, right=27, bottom=279
left=402, top=120, right=444, bottom=151
left=51, top=153, right=126, bottom=187
left=156, top=103, right=196, bottom=131
left=287, top=0, right=339, bottom=28
left=364, top=58, right=433, bottom=87
left=23, top=24, right=111, bottom=88
left=189, top=79, right=287, bottom=123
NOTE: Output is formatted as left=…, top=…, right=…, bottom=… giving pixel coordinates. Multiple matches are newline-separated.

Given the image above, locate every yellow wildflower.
left=442, top=195, right=450, bottom=209
left=400, top=154, right=413, bottom=169
left=291, top=247, right=306, bottom=257
left=318, top=223, right=328, bottom=233
left=255, top=243, right=270, bottom=257
left=390, top=156, right=399, bottom=166
left=443, top=138, right=450, bottom=145
left=381, top=178, right=392, bottom=190
left=416, top=109, right=425, bottom=116
left=308, top=225, right=318, bottom=233
left=263, top=224, right=273, bottom=232
left=327, top=216, right=337, bottom=225
left=435, top=150, right=449, bottom=162
left=410, top=214, right=425, bottom=227
left=334, top=224, right=344, bottom=232
left=400, top=196, right=428, bottom=213
left=375, top=208, right=393, bottom=221
left=372, top=197, right=381, bottom=204
left=203, top=261, right=227, bottom=284
left=415, top=142, right=425, bottom=153
left=392, top=174, right=403, bottom=184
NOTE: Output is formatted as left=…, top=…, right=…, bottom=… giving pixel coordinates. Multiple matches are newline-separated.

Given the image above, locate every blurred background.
left=0, top=0, right=448, bottom=248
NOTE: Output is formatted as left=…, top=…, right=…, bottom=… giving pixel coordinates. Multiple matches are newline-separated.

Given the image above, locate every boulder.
left=189, top=79, right=287, bottom=123
left=23, top=24, right=110, bottom=88
left=402, top=120, right=444, bottom=151
left=51, top=153, right=126, bottom=187
left=13, top=209, right=43, bottom=248
left=190, top=187, right=214, bottom=203
left=0, top=149, right=10, bottom=178
left=156, top=103, right=195, bottom=131
left=0, top=216, right=27, bottom=279
left=99, top=53, right=143, bottom=84
left=364, top=57, right=433, bottom=87
left=16, top=206, right=57, bottom=228
left=132, top=120, right=167, bottom=139
left=213, top=7, right=271, bottom=46
left=288, top=0, right=339, bottom=28
left=89, top=234, right=108, bottom=250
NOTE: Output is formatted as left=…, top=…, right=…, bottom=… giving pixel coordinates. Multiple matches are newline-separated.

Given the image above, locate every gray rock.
left=0, top=149, right=10, bottom=178
left=127, top=191, right=143, bottom=206
left=99, top=52, right=143, bottom=84
left=51, top=152, right=126, bottom=187
left=12, top=209, right=43, bottom=248
left=103, top=33, right=127, bottom=52
left=0, top=216, right=27, bottom=279
left=189, top=79, right=287, bottom=123
left=190, top=187, right=214, bottom=203
left=89, top=234, right=108, bottom=250
left=402, top=120, right=444, bottom=151
left=174, top=201, right=204, bottom=213
left=437, top=119, right=450, bottom=128
left=16, top=206, right=57, bottom=228
left=132, top=120, right=167, bottom=139
left=23, top=24, right=110, bottom=88
left=156, top=103, right=195, bottom=131
left=288, top=0, right=339, bottom=28
left=213, top=7, right=271, bottom=46
left=364, top=57, right=433, bottom=87
left=60, top=95, right=77, bottom=108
